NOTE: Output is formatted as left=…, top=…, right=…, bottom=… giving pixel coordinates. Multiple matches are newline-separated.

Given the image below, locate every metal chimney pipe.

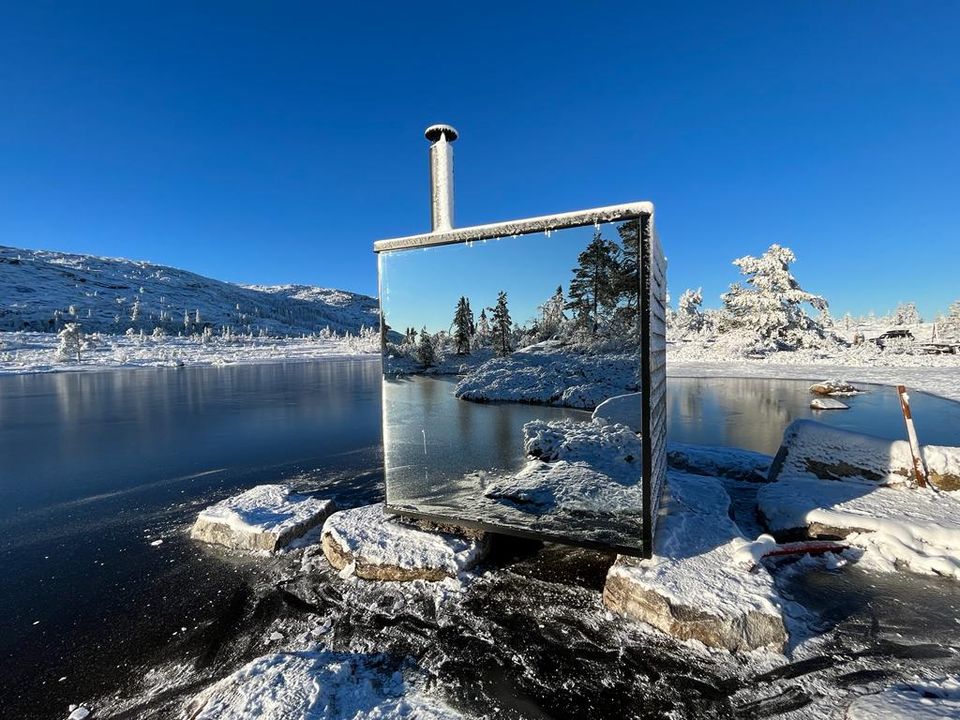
left=425, top=124, right=458, bottom=232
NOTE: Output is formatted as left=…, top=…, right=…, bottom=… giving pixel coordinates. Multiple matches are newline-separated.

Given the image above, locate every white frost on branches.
left=719, top=244, right=831, bottom=352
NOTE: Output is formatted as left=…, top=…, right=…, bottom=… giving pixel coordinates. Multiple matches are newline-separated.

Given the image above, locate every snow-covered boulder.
left=484, top=418, right=643, bottom=514
left=190, top=485, right=336, bottom=553
left=809, top=379, right=861, bottom=396
left=320, top=504, right=487, bottom=582
left=603, top=472, right=787, bottom=652
left=845, top=678, right=960, bottom=719
left=592, top=393, right=641, bottom=432
left=768, top=420, right=960, bottom=490
left=185, top=650, right=462, bottom=720
left=810, top=397, right=849, bottom=410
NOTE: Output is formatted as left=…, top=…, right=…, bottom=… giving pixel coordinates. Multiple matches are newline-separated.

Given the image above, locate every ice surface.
left=846, top=677, right=960, bottom=719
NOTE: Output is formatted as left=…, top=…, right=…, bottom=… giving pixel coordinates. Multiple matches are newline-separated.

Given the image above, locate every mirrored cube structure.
left=375, top=204, right=665, bottom=557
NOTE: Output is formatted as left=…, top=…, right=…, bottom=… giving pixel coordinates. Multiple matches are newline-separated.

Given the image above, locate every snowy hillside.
left=0, top=245, right=379, bottom=336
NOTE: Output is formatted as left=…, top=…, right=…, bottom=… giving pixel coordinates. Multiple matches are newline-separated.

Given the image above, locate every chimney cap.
left=425, top=124, right=458, bottom=143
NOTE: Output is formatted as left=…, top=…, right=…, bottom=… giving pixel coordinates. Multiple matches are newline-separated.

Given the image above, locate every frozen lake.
left=2, top=363, right=960, bottom=717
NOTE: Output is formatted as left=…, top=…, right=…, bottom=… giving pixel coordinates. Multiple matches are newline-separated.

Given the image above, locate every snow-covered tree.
left=567, top=229, right=621, bottom=336
left=720, top=244, right=830, bottom=350
left=475, top=309, right=490, bottom=346
left=673, top=288, right=705, bottom=338
left=57, top=323, right=83, bottom=362
left=942, top=300, right=960, bottom=338
left=130, top=298, right=141, bottom=323
left=416, top=326, right=435, bottom=366
left=452, top=296, right=474, bottom=355
left=152, top=326, right=166, bottom=339
left=538, top=286, right=567, bottom=340
left=490, top=291, right=512, bottom=356
left=892, top=302, right=921, bottom=326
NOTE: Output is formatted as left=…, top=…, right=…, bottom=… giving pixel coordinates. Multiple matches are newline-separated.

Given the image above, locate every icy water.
left=667, top=375, right=960, bottom=454
left=0, top=360, right=384, bottom=719
left=2, top=366, right=960, bottom=718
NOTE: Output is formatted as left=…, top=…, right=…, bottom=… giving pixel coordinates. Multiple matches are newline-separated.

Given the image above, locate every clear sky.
left=1, top=2, right=957, bottom=319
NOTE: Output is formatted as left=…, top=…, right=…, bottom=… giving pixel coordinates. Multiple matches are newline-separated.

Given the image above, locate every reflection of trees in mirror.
left=381, top=220, right=644, bottom=381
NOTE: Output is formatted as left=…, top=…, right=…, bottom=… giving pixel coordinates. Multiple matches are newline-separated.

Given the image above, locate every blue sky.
left=1, top=2, right=957, bottom=319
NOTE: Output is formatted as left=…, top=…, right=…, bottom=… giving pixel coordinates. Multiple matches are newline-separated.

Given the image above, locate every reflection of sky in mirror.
left=380, top=224, right=611, bottom=334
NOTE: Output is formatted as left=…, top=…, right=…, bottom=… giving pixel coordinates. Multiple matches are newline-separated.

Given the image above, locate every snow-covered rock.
left=809, top=379, right=861, bottom=396
left=483, top=418, right=643, bottom=514
left=320, top=504, right=487, bottom=582
left=67, top=707, right=91, bottom=720
left=455, top=342, right=637, bottom=409
left=591, top=393, right=641, bottom=432
left=759, top=473, right=960, bottom=578
left=768, top=420, right=960, bottom=490
left=184, top=650, right=463, bottom=720
left=190, top=485, right=336, bottom=553
left=603, top=472, right=787, bottom=652
left=810, top=397, right=849, bottom=410
left=846, top=678, right=960, bottom=719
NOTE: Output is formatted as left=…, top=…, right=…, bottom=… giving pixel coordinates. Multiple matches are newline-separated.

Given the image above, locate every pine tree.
left=490, top=291, right=512, bottom=356
left=452, top=296, right=474, bottom=355
left=673, top=288, right=705, bottom=338
left=538, top=286, right=567, bottom=340
left=566, top=229, right=622, bottom=336
left=720, top=244, right=829, bottom=350
left=416, top=326, right=435, bottom=366
left=475, top=309, right=490, bottom=345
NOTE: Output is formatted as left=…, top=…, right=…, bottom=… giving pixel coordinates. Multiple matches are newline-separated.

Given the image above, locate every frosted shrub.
left=57, top=323, right=83, bottom=362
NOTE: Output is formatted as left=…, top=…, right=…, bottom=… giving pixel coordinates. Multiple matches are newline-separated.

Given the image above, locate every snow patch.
left=184, top=651, right=463, bottom=720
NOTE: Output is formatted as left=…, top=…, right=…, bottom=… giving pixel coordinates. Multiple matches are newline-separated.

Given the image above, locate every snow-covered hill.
left=0, top=245, right=379, bottom=336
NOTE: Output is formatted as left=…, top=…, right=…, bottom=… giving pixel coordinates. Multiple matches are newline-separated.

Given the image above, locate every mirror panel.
left=379, top=219, right=648, bottom=554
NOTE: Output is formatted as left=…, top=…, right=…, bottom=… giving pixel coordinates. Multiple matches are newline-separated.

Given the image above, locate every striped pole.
left=897, top=385, right=929, bottom=488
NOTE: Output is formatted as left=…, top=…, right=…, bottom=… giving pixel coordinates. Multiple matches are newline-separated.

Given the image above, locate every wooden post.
left=897, top=385, right=928, bottom=488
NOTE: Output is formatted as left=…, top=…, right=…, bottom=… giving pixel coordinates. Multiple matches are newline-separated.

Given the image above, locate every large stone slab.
left=190, top=484, right=336, bottom=553
left=602, top=472, right=787, bottom=652
left=321, top=503, right=487, bottom=582
left=768, top=419, right=960, bottom=490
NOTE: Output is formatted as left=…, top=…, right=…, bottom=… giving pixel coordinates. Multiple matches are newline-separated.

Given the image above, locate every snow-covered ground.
left=669, top=343, right=960, bottom=402
left=0, top=244, right=378, bottom=336
left=455, top=341, right=637, bottom=409
left=185, top=650, right=463, bottom=720
left=0, top=331, right=378, bottom=374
